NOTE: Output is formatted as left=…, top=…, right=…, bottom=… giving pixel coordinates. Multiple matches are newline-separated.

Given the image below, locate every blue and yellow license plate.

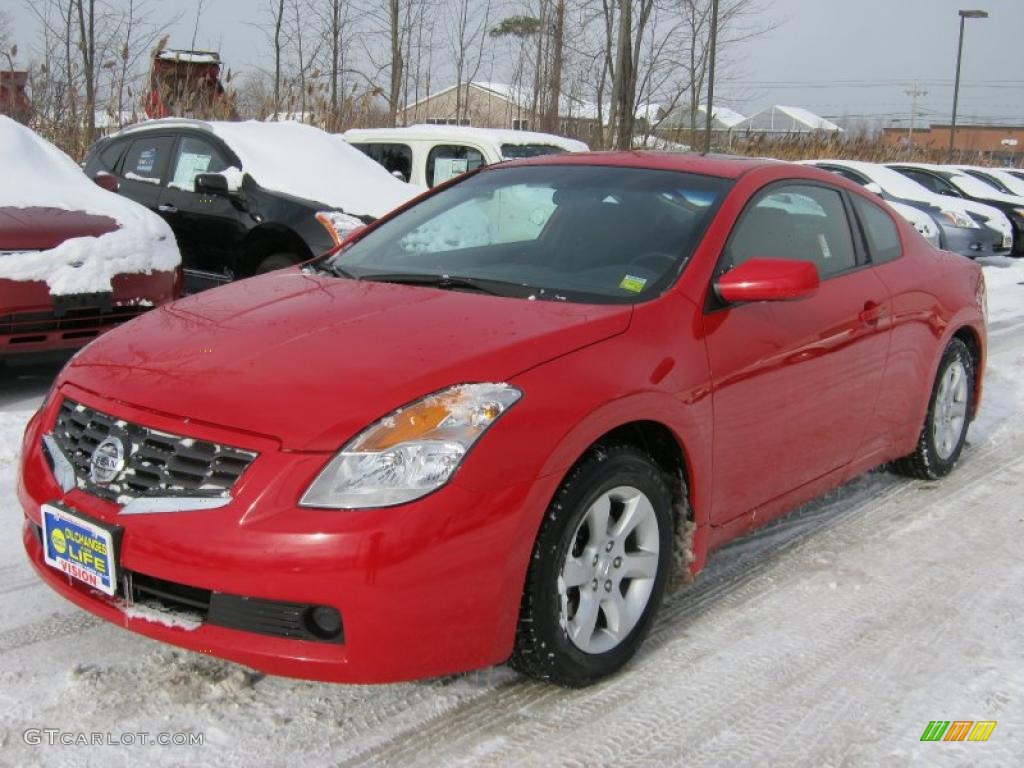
left=41, top=504, right=119, bottom=596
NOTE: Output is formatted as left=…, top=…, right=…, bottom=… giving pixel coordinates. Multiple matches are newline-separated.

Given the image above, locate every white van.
left=343, top=125, right=589, bottom=188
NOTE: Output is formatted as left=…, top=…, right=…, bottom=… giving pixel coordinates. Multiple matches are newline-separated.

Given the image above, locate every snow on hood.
left=205, top=120, right=421, bottom=216
left=0, top=116, right=180, bottom=294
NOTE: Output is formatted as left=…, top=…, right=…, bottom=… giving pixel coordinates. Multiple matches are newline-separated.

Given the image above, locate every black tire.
left=255, top=252, right=299, bottom=275
left=511, top=444, right=674, bottom=687
left=891, top=337, right=975, bottom=480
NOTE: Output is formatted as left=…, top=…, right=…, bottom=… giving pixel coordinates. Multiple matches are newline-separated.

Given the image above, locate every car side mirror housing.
left=715, top=258, right=820, bottom=304
left=195, top=173, right=230, bottom=195
left=391, top=169, right=408, bottom=182
left=863, top=182, right=884, bottom=197
left=93, top=171, right=119, bottom=193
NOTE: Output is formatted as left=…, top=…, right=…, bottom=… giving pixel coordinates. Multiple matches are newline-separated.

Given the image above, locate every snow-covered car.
left=83, top=119, right=421, bottom=291
left=803, top=159, right=1012, bottom=258
left=887, top=163, right=1024, bottom=256
left=0, top=116, right=180, bottom=360
left=344, top=125, right=589, bottom=187
left=949, top=164, right=1024, bottom=198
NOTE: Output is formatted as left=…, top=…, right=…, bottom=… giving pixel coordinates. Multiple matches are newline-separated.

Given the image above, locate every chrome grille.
left=48, top=398, right=257, bottom=504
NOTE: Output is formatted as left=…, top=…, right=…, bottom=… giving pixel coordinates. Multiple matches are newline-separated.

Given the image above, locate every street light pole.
left=949, top=9, right=989, bottom=157
left=703, top=0, right=720, bottom=155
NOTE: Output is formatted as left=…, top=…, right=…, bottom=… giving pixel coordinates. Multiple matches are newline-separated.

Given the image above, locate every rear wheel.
left=892, top=337, right=974, bottom=480
left=511, top=444, right=674, bottom=686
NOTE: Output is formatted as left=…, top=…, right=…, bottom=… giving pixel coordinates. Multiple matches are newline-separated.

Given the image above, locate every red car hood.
left=0, top=206, right=119, bottom=251
left=64, top=270, right=632, bottom=450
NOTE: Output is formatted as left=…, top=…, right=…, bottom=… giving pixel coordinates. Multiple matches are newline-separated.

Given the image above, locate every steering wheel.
left=627, top=251, right=678, bottom=272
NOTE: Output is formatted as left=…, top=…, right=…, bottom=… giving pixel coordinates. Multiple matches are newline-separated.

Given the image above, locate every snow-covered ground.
left=1, top=258, right=1022, bottom=767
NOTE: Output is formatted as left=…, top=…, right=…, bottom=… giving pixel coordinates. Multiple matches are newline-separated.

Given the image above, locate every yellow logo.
left=50, top=527, right=67, bottom=555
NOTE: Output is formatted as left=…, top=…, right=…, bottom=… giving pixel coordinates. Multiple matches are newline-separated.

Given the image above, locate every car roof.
left=497, top=151, right=780, bottom=179
left=344, top=125, right=589, bottom=152
left=109, top=118, right=214, bottom=137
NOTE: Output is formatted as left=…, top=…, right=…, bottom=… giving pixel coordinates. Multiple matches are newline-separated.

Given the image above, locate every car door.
left=115, top=134, right=176, bottom=210
left=703, top=182, right=892, bottom=527
left=157, top=132, right=248, bottom=273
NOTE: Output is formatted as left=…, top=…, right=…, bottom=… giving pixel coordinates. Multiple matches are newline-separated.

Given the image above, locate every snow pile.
left=0, top=116, right=180, bottom=294
left=206, top=120, right=420, bottom=216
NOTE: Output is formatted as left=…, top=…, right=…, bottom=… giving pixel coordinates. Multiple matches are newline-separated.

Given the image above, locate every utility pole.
left=904, top=81, right=928, bottom=142
left=703, top=0, right=720, bottom=155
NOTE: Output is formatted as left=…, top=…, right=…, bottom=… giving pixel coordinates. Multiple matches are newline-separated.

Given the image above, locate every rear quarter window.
left=852, top=196, right=902, bottom=264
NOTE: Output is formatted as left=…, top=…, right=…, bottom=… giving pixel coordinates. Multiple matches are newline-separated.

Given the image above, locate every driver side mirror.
left=715, top=258, right=820, bottom=304
left=93, top=171, right=119, bottom=193
left=391, top=169, right=408, bottom=182
left=195, top=173, right=230, bottom=195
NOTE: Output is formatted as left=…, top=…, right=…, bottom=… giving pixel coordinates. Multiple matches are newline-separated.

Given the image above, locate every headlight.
left=938, top=209, right=978, bottom=229
left=300, top=383, right=523, bottom=509
left=316, top=210, right=366, bottom=246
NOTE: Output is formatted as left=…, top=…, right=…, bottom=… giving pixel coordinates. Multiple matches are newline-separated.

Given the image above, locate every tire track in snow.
left=0, top=612, right=101, bottom=654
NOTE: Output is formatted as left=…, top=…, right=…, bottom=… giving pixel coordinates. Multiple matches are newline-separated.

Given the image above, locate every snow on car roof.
left=344, top=125, right=590, bottom=154
left=0, top=115, right=179, bottom=294
left=117, top=119, right=421, bottom=217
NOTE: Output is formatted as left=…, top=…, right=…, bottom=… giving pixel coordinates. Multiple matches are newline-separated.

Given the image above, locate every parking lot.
left=2, top=259, right=1021, bottom=767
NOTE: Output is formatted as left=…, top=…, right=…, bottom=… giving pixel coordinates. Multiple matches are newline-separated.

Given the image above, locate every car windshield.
left=326, top=164, right=730, bottom=304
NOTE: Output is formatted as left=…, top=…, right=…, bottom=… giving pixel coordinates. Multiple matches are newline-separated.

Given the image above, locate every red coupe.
left=20, top=152, right=986, bottom=686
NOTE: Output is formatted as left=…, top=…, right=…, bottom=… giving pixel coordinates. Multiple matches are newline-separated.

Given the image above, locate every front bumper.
left=19, top=385, right=555, bottom=683
left=1, top=270, right=178, bottom=357
left=938, top=223, right=1008, bottom=259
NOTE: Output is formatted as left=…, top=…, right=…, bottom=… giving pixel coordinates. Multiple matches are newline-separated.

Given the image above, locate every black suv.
left=84, top=119, right=413, bottom=291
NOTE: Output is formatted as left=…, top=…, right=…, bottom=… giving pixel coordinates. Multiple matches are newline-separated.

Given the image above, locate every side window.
left=121, top=136, right=175, bottom=185
left=725, top=184, right=858, bottom=279
left=99, top=140, right=128, bottom=171
left=852, top=196, right=902, bottom=264
left=426, top=144, right=486, bottom=187
left=826, top=166, right=868, bottom=186
left=900, top=169, right=955, bottom=197
left=351, top=142, right=413, bottom=182
left=169, top=136, right=231, bottom=191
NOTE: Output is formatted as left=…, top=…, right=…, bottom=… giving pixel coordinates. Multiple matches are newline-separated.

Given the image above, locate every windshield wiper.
left=358, top=272, right=510, bottom=297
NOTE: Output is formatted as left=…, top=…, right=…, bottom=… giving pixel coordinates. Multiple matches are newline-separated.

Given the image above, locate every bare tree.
left=270, top=0, right=286, bottom=115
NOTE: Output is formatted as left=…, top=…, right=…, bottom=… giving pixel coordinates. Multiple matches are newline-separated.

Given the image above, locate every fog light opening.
left=305, top=605, right=343, bottom=640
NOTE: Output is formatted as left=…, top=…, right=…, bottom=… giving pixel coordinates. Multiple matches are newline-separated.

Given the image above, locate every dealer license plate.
left=1003, top=234, right=1013, bottom=250
left=41, top=504, right=119, bottom=596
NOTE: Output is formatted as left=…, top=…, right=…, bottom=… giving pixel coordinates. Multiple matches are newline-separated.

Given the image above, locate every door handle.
left=858, top=300, right=887, bottom=326
left=158, top=204, right=178, bottom=213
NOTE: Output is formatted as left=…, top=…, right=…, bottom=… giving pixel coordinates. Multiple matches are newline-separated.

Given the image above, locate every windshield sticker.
left=619, top=275, right=647, bottom=292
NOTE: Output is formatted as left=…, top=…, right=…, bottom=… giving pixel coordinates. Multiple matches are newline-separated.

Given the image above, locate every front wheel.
left=891, top=337, right=975, bottom=480
left=511, top=444, right=674, bottom=686
left=255, top=252, right=299, bottom=275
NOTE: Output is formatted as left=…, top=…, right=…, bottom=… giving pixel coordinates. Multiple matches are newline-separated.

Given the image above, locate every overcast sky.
left=5, top=0, right=1022, bottom=128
